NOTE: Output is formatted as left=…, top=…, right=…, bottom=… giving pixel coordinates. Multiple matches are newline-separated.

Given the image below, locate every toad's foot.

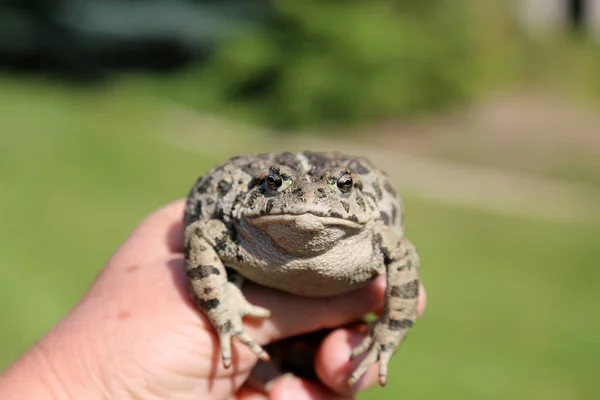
left=215, top=283, right=272, bottom=368
left=348, top=232, right=420, bottom=386
left=185, top=221, right=272, bottom=367
left=348, top=317, right=412, bottom=386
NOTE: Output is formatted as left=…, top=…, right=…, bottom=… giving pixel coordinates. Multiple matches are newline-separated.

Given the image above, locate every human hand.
left=0, top=200, right=426, bottom=400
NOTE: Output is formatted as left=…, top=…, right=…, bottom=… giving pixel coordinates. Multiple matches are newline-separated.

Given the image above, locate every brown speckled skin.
left=184, top=151, right=420, bottom=386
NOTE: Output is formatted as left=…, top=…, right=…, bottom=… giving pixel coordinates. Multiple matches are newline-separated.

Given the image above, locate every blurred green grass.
left=0, top=75, right=598, bottom=399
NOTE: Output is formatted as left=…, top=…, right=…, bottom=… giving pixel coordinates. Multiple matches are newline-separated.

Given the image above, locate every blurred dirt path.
left=161, top=106, right=600, bottom=225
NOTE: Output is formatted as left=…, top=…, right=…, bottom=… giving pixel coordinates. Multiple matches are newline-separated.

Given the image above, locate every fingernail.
left=373, top=274, right=386, bottom=290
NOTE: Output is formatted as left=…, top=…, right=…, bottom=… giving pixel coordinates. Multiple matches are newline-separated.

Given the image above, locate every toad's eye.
left=267, top=171, right=283, bottom=190
left=337, top=173, right=353, bottom=193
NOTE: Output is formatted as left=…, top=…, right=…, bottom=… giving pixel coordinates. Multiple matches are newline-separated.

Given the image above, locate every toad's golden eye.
left=337, top=173, right=353, bottom=193
left=267, top=171, right=282, bottom=190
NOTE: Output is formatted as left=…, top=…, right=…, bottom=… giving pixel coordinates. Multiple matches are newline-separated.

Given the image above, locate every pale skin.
left=0, top=200, right=426, bottom=399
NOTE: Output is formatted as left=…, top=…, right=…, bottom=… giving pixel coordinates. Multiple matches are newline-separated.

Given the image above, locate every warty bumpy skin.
left=183, top=151, right=420, bottom=387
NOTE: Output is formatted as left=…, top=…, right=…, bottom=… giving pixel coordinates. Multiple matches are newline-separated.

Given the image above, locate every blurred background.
left=1, top=0, right=600, bottom=399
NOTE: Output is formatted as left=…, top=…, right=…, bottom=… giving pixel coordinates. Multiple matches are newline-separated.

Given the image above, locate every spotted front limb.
left=185, top=221, right=271, bottom=368
left=349, top=233, right=420, bottom=386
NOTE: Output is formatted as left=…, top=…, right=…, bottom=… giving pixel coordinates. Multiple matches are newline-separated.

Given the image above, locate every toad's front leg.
left=185, top=220, right=271, bottom=368
left=349, top=230, right=420, bottom=386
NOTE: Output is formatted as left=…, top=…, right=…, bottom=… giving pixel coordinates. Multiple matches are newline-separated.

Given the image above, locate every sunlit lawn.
left=0, top=76, right=598, bottom=399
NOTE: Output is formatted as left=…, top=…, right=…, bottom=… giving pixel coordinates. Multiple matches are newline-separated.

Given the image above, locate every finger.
left=269, top=374, right=354, bottom=400
left=141, top=199, right=186, bottom=254
left=107, top=200, right=186, bottom=266
left=234, top=384, right=269, bottom=400
left=315, top=327, right=380, bottom=395
left=418, top=283, right=427, bottom=318
left=243, top=276, right=387, bottom=344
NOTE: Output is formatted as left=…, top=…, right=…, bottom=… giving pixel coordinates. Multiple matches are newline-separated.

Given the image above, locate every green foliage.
left=164, top=0, right=474, bottom=130
left=466, top=1, right=600, bottom=99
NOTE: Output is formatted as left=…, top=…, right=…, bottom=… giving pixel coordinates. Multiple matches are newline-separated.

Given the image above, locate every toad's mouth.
left=245, top=212, right=365, bottom=230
